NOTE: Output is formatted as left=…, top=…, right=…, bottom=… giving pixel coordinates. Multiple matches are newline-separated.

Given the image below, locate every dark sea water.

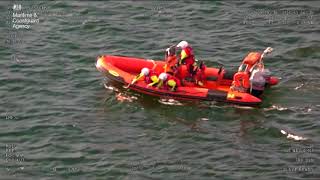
left=1, top=1, right=320, bottom=179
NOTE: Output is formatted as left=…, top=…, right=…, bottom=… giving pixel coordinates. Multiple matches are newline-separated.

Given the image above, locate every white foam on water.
left=200, top=118, right=209, bottom=121
left=104, top=83, right=118, bottom=92
left=281, top=129, right=307, bottom=141
left=233, top=105, right=255, bottom=109
left=158, top=98, right=183, bottom=106
left=294, top=83, right=304, bottom=90
left=264, top=105, right=288, bottom=111
left=115, top=93, right=137, bottom=102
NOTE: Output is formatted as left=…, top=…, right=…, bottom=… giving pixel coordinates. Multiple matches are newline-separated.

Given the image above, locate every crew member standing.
left=176, top=41, right=197, bottom=79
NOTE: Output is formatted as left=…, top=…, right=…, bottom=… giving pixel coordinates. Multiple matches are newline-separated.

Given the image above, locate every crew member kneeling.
left=146, top=70, right=160, bottom=87
left=130, top=67, right=150, bottom=85
left=129, top=67, right=160, bottom=88
left=156, top=72, right=180, bottom=91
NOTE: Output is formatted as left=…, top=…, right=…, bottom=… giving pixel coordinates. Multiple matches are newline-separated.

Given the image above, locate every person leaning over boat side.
left=128, top=66, right=160, bottom=88
left=129, top=67, right=150, bottom=85
left=146, top=69, right=160, bottom=87
left=166, top=74, right=181, bottom=91
left=156, top=72, right=180, bottom=91
left=176, top=41, right=197, bottom=80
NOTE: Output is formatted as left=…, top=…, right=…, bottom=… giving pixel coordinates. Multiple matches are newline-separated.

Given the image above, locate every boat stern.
left=226, top=91, right=262, bottom=105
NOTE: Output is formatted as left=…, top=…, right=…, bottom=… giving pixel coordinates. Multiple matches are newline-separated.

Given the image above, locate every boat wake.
left=264, top=105, right=288, bottom=111
left=232, top=105, right=255, bottom=109
left=264, top=104, right=313, bottom=113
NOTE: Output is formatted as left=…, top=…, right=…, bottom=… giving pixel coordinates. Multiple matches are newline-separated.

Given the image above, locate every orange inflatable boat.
left=96, top=48, right=279, bottom=106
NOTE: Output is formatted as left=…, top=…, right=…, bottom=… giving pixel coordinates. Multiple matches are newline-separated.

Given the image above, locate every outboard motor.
left=249, top=66, right=266, bottom=97
left=232, top=47, right=274, bottom=97
left=248, top=47, right=274, bottom=97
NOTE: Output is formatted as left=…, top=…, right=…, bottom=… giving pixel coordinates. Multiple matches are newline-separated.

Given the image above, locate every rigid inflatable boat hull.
left=96, top=55, right=278, bottom=106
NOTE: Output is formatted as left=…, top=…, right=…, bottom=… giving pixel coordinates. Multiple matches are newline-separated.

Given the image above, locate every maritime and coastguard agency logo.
left=13, top=4, right=22, bottom=11
left=11, top=4, right=40, bottom=30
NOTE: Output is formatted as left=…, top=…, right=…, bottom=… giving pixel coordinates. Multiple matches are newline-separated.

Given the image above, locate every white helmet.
left=159, top=72, right=168, bottom=81
left=141, top=67, right=150, bottom=76
left=176, top=40, right=189, bottom=49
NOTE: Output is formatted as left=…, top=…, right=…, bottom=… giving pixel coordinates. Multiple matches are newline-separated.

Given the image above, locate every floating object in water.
left=281, top=129, right=307, bottom=141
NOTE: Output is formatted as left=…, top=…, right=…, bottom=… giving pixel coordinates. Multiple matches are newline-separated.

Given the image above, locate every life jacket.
left=165, top=74, right=181, bottom=90
left=168, top=75, right=181, bottom=86
left=242, top=52, right=262, bottom=72
left=232, top=72, right=250, bottom=92
left=179, top=46, right=195, bottom=66
left=179, top=46, right=196, bottom=78
left=164, top=55, right=178, bottom=73
left=145, top=70, right=159, bottom=84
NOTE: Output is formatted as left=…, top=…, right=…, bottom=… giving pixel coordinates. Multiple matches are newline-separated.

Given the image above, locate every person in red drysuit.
left=176, top=41, right=197, bottom=79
